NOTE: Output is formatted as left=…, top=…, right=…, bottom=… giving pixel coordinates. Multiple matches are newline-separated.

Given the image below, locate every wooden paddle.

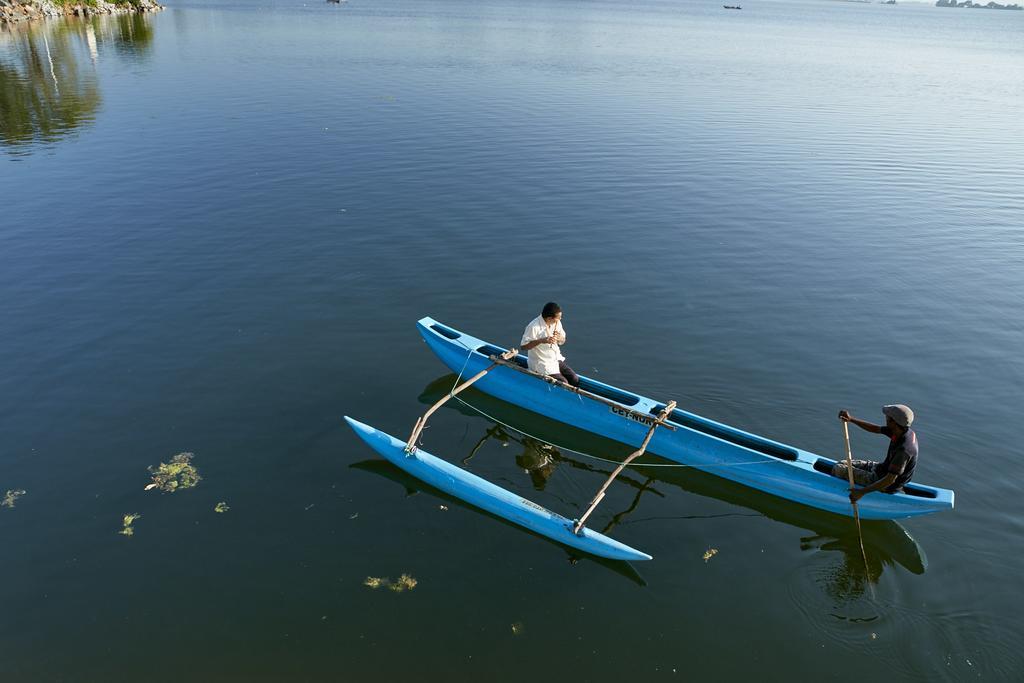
left=842, top=420, right=874, bottom=592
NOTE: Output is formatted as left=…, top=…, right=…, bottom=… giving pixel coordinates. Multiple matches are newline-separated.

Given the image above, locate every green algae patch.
left=390, top=574, right=418, bottom=592
left=145, top=452, right=200, bottom=492
left=364, top=574, right=418, bottom=592
left=2, top=489, right=26, bottom=509
left=214, top=502, right=230, bottom=513
left=120, top=513, right=142, bottom=536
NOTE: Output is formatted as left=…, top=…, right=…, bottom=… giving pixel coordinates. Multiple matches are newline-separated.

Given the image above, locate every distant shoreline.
left=935, top=0, right=1022, bottom=8
left=1, top=0, right=163, bottom=25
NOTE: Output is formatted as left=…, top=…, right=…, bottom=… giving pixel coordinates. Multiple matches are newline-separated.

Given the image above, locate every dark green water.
left=2, top=0, right=1023, bottom=679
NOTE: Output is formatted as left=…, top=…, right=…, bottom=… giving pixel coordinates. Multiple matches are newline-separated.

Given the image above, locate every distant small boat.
left=723, top=4, right=742, bottom=8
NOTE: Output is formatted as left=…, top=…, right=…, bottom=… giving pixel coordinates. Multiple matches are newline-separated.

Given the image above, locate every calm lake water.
left=2, top=0, right=1023, bottom=679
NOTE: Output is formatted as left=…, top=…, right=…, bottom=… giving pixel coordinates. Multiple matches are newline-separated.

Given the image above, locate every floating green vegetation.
left=145, top=452, right=200, bottom=492
left=702, top=548, right=719, bottom=563
left=363, top=574, right=418, bottom=592
left=120, top=513, right=141, bottom=536
left=214, top=502, right=230, bottom=513
left=2, top=489, right=26, bottom=509
left=390, top=574, right=418, bottom=592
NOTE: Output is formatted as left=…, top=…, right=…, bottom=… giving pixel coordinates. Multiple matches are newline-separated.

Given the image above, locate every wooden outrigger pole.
left=573, top=400, right=677, bottom=534
left=405, top=348, right=519, bottom=453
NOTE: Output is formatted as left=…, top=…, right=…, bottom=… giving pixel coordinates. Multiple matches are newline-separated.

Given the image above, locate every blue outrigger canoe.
left=416, top=317, right=955, bottom=521
left=345, top=417, right=653, bottom=561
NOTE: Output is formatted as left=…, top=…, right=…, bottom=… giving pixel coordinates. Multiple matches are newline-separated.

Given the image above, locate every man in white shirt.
left=520, top=302, right=580, bottom=387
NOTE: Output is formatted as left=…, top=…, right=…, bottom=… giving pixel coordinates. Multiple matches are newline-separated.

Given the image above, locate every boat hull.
left=344, top=416, right=653, bottom=561
left=415, top=317, right=955, bottom=521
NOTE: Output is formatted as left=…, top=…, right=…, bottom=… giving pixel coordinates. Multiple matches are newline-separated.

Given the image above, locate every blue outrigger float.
left=412, top=317, right=954, bottom=522
left=346, top=417, right=652, bottom=561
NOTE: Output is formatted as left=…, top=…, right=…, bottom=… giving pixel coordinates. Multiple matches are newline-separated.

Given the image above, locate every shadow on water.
left=0, top=13, right=155, bottom=152
left=415, top=375, right=928, bottom=597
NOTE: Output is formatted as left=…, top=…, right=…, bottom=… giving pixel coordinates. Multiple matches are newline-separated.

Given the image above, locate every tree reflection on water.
left=0, top=13, right=155, bottom=151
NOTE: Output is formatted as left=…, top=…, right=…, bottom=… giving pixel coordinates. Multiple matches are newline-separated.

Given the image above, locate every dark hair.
left=541, top=302, right=561, bottom=319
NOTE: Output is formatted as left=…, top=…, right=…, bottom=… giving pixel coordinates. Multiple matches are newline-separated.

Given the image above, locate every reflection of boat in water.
left=348, top=457, right=648, bottom=587
left=418, top=375, right=928, bottom=577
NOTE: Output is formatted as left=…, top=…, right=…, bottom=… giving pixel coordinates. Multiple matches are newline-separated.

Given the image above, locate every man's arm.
left=521, top=324, right=556, bottom=351
left=850, top=472, right=898, bottom=503
left=838, top=410, right=882, bottom=434
left=522, top=337, right=555, bottom=351
left=849, top=445, right=910, bottom=503
left=852, top=439, right=912, bottom=504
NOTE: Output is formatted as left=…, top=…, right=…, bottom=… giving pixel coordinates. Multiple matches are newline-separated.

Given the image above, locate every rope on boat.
left=451, top=393, right=780, bottom=470
left=399, top=340, right=480, bottom=451
left=445, top=339, right=784, bottom=471
left=450, top=338, right=476, bottom=388
left=573, top=400, right=677, bottom=533
left=408, top=348, right=518, bottom=453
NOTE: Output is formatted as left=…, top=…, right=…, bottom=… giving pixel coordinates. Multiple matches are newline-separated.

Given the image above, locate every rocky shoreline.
left=1, top=0, right=163, bottom=25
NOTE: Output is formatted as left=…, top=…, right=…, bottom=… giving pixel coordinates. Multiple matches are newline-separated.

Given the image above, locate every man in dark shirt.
left=833, top=404, right=918, bottom=503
